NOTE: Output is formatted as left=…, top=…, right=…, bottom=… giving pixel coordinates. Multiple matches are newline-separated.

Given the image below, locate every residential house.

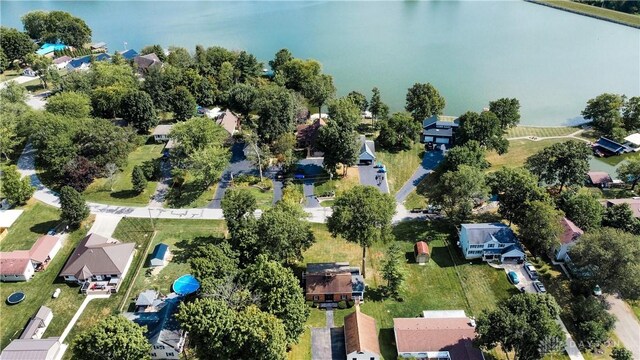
left=152, top=125, right=173, bottom=142
left=0, top=235, right=63, bottom=281
left=587, top=171, right=612, bottom=188
left=593, top=137, right=628, bottom=156
left=623, top=133, right=640, bottom=151
left=601, top=198, right=640, bottom=218
left=90, top=42, right=107, bottom=53
left=421, top=115, right=460, bottom=146
left=343, top=306, right=381, bottom=360
left=20, top=306, right=53, bottom=340
left=23, top=67, right=37, bottom=77
left=59, top=233, right=135, bottom=293
left=458, top=223, right=525, bottom=262
left=214, top=109, right=239, bottom=136
left=304, top=262, right=365, bottom=304
left=150, top=243, right=170, bottom=267
left=135, top=289, right=160, bottom=312
left=66, top=53, right=112, bottom=71
left=553, top=217, right=583, bottom=262
left=0, top=338, right=66, bottom=360
left=125, top=293, right=187, bottom=360
left=118, top=49, right=140, bottom=60
left=394, top=310, right=483, bottom=360
left=52, top=56, right=72, bottom=69
left=358, top=135, right=376, bottom=165
left=296, top=118, right=326, bottom=157
left=134, top=53, right=162, bottom=74
left=415, top=241, right=430, bottom=265
left=0, top=209, right=23, bottom=241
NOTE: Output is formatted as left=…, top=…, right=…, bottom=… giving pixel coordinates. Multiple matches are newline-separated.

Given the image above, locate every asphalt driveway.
left=358, top=164, right=389, bottom=194
left=396, top=150, right=444, bottom=202
left=208, top=142, right=257, bottom=208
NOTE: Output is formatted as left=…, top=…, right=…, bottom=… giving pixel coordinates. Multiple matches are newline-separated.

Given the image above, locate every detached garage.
left=149, top=243, right=170, bottom=267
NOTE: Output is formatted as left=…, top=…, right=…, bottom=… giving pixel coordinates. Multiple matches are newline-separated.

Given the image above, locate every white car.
left=524, top=262, right=539, bottom=280
left=52, top=288, right=61, bottom=298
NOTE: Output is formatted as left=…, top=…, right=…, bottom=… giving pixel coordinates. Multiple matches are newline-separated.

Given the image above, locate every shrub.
left=337, top=300, right=347, bottom=309
left=234, top=174, right=260, bottom=185
left=139, top=159, right=161, bottom=181
left=346, top=300, right=355, bottom=308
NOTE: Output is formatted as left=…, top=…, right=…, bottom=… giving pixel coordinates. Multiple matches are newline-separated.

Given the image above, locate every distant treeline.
left=574, top=0, right=640, bottom=15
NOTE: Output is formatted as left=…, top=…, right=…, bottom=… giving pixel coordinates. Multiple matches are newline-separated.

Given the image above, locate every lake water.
left=2, top=1, right=639, bottom=126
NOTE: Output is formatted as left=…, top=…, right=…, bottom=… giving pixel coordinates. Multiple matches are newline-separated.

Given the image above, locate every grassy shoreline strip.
left=525, top=0, right=640, bottom=29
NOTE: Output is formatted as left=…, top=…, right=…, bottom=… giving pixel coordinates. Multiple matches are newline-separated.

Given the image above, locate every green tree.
left=476, top=293, right=564, bottom=360
left=71, top=315, right=151, bottom=360
left=76, top=119, right=136, bottom=168
left=582, top=93, right=625, bottom=139
left=257, top=202, right=315, bottom=264
left=368, top=87, right=388, bottom=121
left=277, top=58, right=321, bottom=92
left=572, top=296, right=616, bottom=349
left=525, top=140, right=591, bottom=192
left=327, top=185, right=396, bottom=277
left=170, top=86, right=197, bottom=121
left=131, top=165, right=147, bottom=194
left=20, top=11, right=48, bottom=39
left=190, top=242, right=239, bottom=291
left=22, top=11, right=92, bottom=48
left=327, top=97, right=361, bottom=130
left=166, top=46, right=193, bottom=68
left=234, top=50, right=261, bottom=83
left=611, top=347, right=634, bottom=360
left=231, top=306, right=287, bottom=360
left=27, top=54, right=57, bottom=89
left=440, top=140, right=489, bottom=172
left=269, top=48, right=293, bottom=74
left=405, top=82, right=446, bottom=122
left=568, top=227, right=640, bottom=299
left=45, top=91, right=92, bottom=118
left=221, top=188, right=257, bottom=233
left=0, top=102, right=27, bottom=160
left=487, top=167, right=548, bottom=224
left=0, top=49, right=7, bottom=73
left=457, top=110, right=509, bottom=154
left=617, top=156, right=640, bottom=190
left=303, top=74, right=336, bottom=115
left=170, top=116, right=227, bottom=155
left=603, top=203, right=639, bottom=234
left=175, top=298, right=236, bottom=359
left=489, top=97, right=521, bottom=129
left=316, top=120, right=358, bottom=175
left=622, top=96, right=640, bottom=131
left=217, top=61, right=235, bottom=93
left=376, top=112, right=422, bottom=151
left=187, top=145, right=230, bottom=186
left=558, top=190, right=603, bottom=231
left=227, top=83, right=257, bottom=126
left=1, top=165, right=34, bottom=205
left=429, top=165, right=489, bottom=223
left=140, top=44, right=166, bottom=62
left=346, top=91, right=369, bottom=113
left=91, top=84, right=131, bottom=118
left=0, top=27, right=35, bottom=62
left=0, top=80, right=27, bottom=103
left=59, top=186, right=89, bottom=228
left=519, top=200, right=563, bottom=257
left=242, top=255, right=309, bottom=346
left=254, top=85, right=297, bottom=144
left=120, top=90, right=157, bottom=133
left=381, top=242, right=407, bottom=297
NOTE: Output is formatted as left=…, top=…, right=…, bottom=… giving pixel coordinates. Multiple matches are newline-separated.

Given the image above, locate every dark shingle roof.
left=595, top=137, right=625, bottom=154
left=461, top=223, right=517, bottom=245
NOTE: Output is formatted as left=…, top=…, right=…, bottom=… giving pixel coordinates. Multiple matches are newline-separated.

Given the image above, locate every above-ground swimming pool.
left=6, top=291, right=25, bottom=305
left=172, top=274, right=200, bottom=295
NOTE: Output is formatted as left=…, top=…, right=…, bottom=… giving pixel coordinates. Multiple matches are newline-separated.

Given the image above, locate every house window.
left=153, top=345, right=165, bottom=350
left=487, top=243, right=495, bottom=248
left=151, top=353, right=156, bottom=357
left=313, top=295, right=319, bottom=301
left=340, top=295, right=347, bottom=300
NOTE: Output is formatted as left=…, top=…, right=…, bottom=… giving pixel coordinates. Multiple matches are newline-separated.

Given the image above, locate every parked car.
left=410, top=208, right=423, bottom=213
left=593, top=285, right=603, bottom=296
left=47, top=229, right=56, bottom=236
left=533, top=281, right=546, bottom=293
left=374, top=162, right=383, bottom=168
left=275, top=171, right=285, bottom=180
left=52, top=288, right=61, bottom=298
left=377, top=165, right=387, bottom=173
left=507, top=271, right=520, bottom=285
left=524, top=262, right=539, bottom=280
left=294, top=173, right=305, bottom=179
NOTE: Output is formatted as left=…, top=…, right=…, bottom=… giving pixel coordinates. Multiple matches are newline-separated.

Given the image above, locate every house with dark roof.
left=421, top=115, right=460, bottom=146
left=458, top=223, right=525, bottom=262
left=358, top=135, right=376, bottom=165
left=125, top=293, right=186, bottom=360
left=553, top=217, right=583, bottom=262
left=344, top=306, right=380, bottom=360
left=587, top=171, right=613, bottom=188
left=602, top=198, right=640, bottom=218
left=66, top=53, right=112, bottom=71
left=118, top=49, right=139, bottom=60
left=150, top=243, right=169, bottom=267
left=593, top=137, right=628, bottom=156
left=0, top=338, right=65, bottom=360
left=394, top=310, right=483, bottom=360
left=59, top=233, right=135, bottom=293
left=304, top=262, right=365, bottom=304
left=134, top=53, right=162, bottom=73
left=135, top=289, right=160, bottom=312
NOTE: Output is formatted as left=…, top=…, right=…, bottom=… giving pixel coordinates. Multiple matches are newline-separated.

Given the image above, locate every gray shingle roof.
left=461, top=223, right=517, bottom=245
left=60, top=233, right=135, bottom=280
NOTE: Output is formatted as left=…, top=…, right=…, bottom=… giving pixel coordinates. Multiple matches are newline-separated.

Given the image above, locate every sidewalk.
left=59, top=293, right=110, bottom=343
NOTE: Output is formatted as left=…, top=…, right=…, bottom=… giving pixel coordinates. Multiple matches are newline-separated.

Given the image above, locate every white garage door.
left=435, top=137, right=450, bottom=144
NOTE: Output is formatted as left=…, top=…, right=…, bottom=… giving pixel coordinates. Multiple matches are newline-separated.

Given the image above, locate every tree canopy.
left=376, top=112, right=421, bottom=151
left=457, top=110, right=509, bottom=154
left=572, top=295, right=616, bottom=349
left=602, top=203, right=640, bottom=235
left=72, top=315, right=151, bottom=360
left=617, top=156, right=640, bottom=190
left=368, top=87, right=389, bottom=121
left=45, top=91, right=92, bottom=118
left=59, top=186, right=89, bottom=227
left=518, top=200, right=563, bottom=257
left=22, top=10, right=92, bottom=48
left=170, top=116, right=227, bottom=156
left=1, top=165, right=34, bottom=206
left=0, top=27, right=35, bottom=62
left=489, top=98, right=521, bottom=129
left=429, top=165, right=489, bottom=223
left=256, top=202, right=315, bottom=264
left=525, top=140, right=591, bottom=191
left=405, top=82, right=446, bottom=122
left=120, top=90, right=157, bottom=134
left=487, top=167, right=548, bottom=224
left=557, top=190, right=603, bottom=231
left=440, top=140, right=488, bottom=172
left=381, top=242, right=407, bottom=297
left=581, top=93, right=630, bottom=140
left=254, top=85, right=298, bottom=144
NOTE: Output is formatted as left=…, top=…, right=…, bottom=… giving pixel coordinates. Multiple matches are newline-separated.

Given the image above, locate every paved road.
left=358, top=164, right=389, bottom=194
left=395, top=150, right=444, bottom=202
left=303, top=180, right=320, bottom=208
left=208, top=143, right=257, bottom=209
left=606, top=295, right=640, bottom=359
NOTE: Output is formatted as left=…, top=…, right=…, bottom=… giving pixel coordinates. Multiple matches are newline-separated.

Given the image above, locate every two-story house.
left=458, top=223, right=525, bottom=262
left=421, top=115, right=460, bottom=146
left=304, top=262, right=365, bottom=304
left=553, top=217, right=583, bottom=262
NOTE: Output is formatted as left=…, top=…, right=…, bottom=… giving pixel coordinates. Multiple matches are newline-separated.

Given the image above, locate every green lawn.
left=0, top=206, right=93, bottom=351
left=376, top=142, right=424, bottom=194
left=0, top=69, right=21, bottom=82
left=486, top=138, right=569, bottom=171
left=289, top=220, right=515, bottom=360
left=313, top=167, right=360, bottom=198
left=597, top=151, right=639, bottom=167
left=234, top=184, right=273, bottom=210
left=165, top=177, right=218, bottom=208
left=0, top=201, right=60, bottom=251
left=403, top=190, right=428, bottom=209
left=84, top=144, right=165, bottom=206
left=530, top=0, right=640, bottom=28
left=505, top=126, right=578, bottom=139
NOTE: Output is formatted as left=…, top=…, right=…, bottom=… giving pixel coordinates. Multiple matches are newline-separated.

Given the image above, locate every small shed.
left=414, top=241, right=430, bottom=265
left=149, top=243, right=169, bottom=267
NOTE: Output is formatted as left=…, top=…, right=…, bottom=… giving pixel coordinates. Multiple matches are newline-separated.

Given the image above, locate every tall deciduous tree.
left=62, top=156, right=100, bottom=192
left=405, top=82, right=446, bottom=122
left=189, top=242, right=239, bottom=291
left=582, top=93, right=626, bottom=139
left=368, top=87, right=388, bottom=121
left=120, top=90, right=157, bottom=134
left=327, top=185, right=396, bottom=277
left=234, top=50, right=261, bottom=83
left=316, top=120, right=358, bottom=175
left=572, top=296, right=616, bottom=349
left=568, top=227, right=640, bottom=299
left=269, top=48, right=293, bottom=74
left=170, top=86, right=197, bottom=121
left=429, top=165, right=489, bottom=223
left=376, top=112, right=422, bottom=151
left=476, top=293, right=564, bottom=360
left=170, top=116, right=227, bottom=156
left=0, top=27, right=35, bottom=62
left=346, top=91, right=369, bottom=112
left=622, top=96, right=640, bottom=131
left=439, top=140, right=488, bottom=172
left=22, top=11, right=92, bottom=48
left=525, top=140, right=591, bottom=192
left=487, top=167, right=548, bottom=224
left=0, top=80, right=27, bottom=103
left=254, top=85, right=297, bottom=144
left=557, top=190, right=603, bottom=231
left=72, top=315, right=151, bottom=360
left=59, top=186, right=89, bottom=227
left=603, top=203, right=639, bottom=234
left=1, top=165, right=34, bottom=205
left=612, top=347, right=634, bottom=360
left=227, top=83, right=257, bottom=125
left=140, top=44, right=166, bottom=62
left=221, top=189, right=259, bottom=265
left=617, top=156, right=640, bottom=190
left=381, top=242, right=407, bottom=297
left=45, top=91, right=92, bottom=118
left=518, top=200, right=563, bottom=258
left=489, top=98, right=521, bottom=129
left=187, top=145, right=230, bottom=186
left=257, top=202, right=315, bottom=264
left=457, top=110, right=509, bottom=154
left=303, top=73, right=336, bottom=115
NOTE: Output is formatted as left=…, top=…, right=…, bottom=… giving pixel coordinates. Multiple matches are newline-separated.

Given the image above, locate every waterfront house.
left=458, top=223, right=525, bottom=262
left=414, top=241, right=430, bottom=264
left=52, top=56, right=72, bottom=69
left=296, top=118, right=326, bottom=157
left=421, top=115, right=459, bottom=146
left=601, top=198, right=640, bottom=218
left=344, top=306, right=380, bottom=360
left=134, top=53, right=162, bottom=73
left=118, top=49, right=139, bottom=60
left=66, top=53, right=112, bottom=71
left=593, top=137, right=628, bottom=156
left=149, top=243, right=170, bottom=267
left=36, top=42, right=67, bottom=57
left=553, top=217, right=583, bottom=262
left=304, top=262, right=365, bottom=304
left=59, top=233, right=135, bottom=293
left=587, top=171, right=612, bottom=188
left=152, top=125, right=173, bottom=142
left=358, top=135, right=376, bottom=165
left=623, top=133, right=640, bottom=151
left=90, top=42, right=107, bottom=53
left=393, top=310, right=483, bottom=360
left=0, top=338, right=65, bottom=360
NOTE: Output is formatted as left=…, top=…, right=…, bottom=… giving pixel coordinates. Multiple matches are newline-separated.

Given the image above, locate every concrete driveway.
left=303, top=180, right=320, bottom=208
left=358, top=164, right=389, bottom=194
left=88, top=214, right=123, bottom=238
left=499, top=263, right=537, bottom=293
left=396, top=150, right=444, bottom=202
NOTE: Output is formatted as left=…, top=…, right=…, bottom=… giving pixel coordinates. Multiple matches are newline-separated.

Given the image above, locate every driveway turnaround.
left=395, top=150, right=444, bottom=202
left=358, top=164, right=389, bottom=194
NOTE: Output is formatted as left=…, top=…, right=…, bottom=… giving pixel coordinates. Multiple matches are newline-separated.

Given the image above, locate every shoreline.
left=525, top=0, right=640, bottom=29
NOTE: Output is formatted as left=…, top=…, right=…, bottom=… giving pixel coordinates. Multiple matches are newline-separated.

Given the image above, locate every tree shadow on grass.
left=172, top=235, right=224, bottom=264
left=166, top=181, right=208, bottom=208
left=365, top=286, right=386, bottom=302
left=29, top=220, right=59, bottom=235
left=109, top=189, right=141, bottom=200
left=378, top=328, right=397, bottom=360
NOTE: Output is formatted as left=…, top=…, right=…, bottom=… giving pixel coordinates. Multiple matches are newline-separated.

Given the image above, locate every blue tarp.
left=172, top=274, right=200, bottom=295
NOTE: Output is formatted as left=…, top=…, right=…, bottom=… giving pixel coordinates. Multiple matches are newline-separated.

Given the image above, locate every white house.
left=52, top=56, right=72, bottom=69
left=624, top=133, right=640, bottom=151
left=344, top=306, right=380, bottom=360
left=553, top=217, right=584, bottom=262
left=0, top=252, right=35, bottom=282
left=458, top=223, right=525, bottom=262
left=152, top=125, right=173, bottom=142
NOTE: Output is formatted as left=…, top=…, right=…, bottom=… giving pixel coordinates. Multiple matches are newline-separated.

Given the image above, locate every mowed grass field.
left=84, top=144, right=165, bottom=206
left=376, top=142, right=424, bottom=194
left=0, top=202, right=93, bottom=351
left=505, top=126, right=578, bottom=138
left=486, top=138, right=569, bottom=171
left=289, top=220, right=516, bottom=360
